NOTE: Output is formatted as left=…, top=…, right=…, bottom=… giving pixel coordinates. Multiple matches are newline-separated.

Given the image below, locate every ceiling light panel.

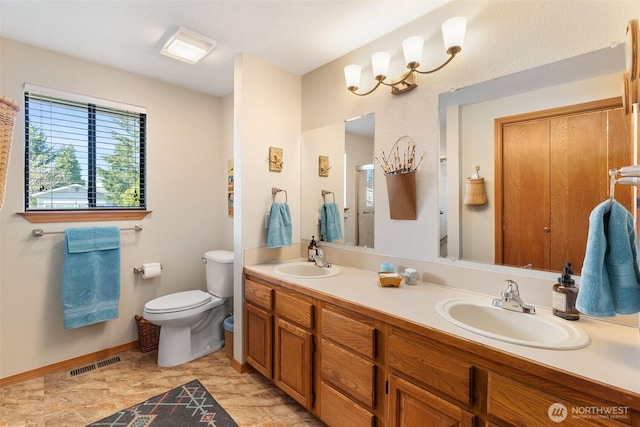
left=161, top=26, right=217, bottom=64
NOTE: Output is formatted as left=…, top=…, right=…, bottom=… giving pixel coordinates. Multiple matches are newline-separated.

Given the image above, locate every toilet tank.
left=203, top=250, right=234, bottom=297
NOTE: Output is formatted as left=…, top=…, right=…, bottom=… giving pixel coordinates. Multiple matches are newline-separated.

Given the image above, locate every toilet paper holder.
left=133, top=264, right=163, bottom=274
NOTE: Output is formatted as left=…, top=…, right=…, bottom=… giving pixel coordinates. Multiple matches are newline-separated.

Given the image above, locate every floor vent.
left=96, top=355, right=122, bottom=369
left=67, top=355, right=123, bottom=379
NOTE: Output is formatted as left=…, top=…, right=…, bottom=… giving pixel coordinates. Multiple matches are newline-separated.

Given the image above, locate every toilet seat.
left=144, top=290, right=221, bottom=314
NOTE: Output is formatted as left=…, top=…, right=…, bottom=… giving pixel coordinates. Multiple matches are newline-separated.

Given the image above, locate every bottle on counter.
left=552, top=262, right=580, bottom=320
left=308, top=236, right=317, bottom=262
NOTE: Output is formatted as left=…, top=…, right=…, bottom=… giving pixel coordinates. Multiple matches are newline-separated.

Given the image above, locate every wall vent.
left=67, top=355, right=123, bottom=379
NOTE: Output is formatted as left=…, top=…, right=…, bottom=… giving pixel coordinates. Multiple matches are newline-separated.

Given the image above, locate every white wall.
left=233, top=53, right=301, bottom=363
left=0, top=38, right=230, bottom=378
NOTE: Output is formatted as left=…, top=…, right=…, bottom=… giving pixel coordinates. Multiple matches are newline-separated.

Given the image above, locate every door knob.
left=543, top=227, right=551, bottom=233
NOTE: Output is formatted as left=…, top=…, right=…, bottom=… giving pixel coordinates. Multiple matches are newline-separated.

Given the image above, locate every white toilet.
left=143, top=250, right=234, bottom=367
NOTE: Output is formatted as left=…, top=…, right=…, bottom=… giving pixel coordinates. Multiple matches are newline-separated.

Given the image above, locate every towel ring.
left=322, top=190, right=335, bottom=203
left=272, top=187, right=287, bottom=203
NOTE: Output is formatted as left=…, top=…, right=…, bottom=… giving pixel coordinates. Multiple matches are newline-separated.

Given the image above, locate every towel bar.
left=272, top=187, right=287, bottom=203
left=32, top=224, right=142, bottom=238
left=322, top=190, right=335, bottom=203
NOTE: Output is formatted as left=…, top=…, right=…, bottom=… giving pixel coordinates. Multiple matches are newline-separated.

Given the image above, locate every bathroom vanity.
left=243, top=261, right=640, bottom=426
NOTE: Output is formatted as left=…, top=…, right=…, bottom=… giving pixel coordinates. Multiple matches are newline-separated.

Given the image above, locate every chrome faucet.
left=492, top=280, right=536, bottom=314
left=312, top=249, right=331, bottom=268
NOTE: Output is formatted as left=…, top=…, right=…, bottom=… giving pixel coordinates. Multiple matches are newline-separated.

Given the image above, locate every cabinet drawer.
left=320, top=382, right=374, bottom=427
left=245, top=279, right=272, bottom=310
left=275, top=291, right=313, bottom=329
left=388, top=327, right=473, bottom=407
left=321, top=339, right=376, bottom=409
left=321, top=308, right=376, bottom=359
left=486, top=372, right=631, bottom=426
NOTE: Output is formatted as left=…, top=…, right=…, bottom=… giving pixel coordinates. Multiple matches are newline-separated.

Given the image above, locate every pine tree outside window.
left=24, top=84, right=146, bottom=211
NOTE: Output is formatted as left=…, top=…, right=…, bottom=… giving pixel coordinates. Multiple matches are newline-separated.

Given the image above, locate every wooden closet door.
left=549, top=111, right=608, bottom=274
left=497, top=100, right=632, bottom=275
left=501, top=120, right=551, bottom=270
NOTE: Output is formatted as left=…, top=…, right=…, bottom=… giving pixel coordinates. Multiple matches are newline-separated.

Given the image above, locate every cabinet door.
left=274, top=317, right=313, bottom=409
left=245, top=303, right=272, bottom=378
left=388, top=374, right=474, bottom=427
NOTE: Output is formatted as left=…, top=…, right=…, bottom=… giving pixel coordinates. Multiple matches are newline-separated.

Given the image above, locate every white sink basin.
left=274, top=262, right=341, bottom=279
left=436, top=299, right=590, bottom=350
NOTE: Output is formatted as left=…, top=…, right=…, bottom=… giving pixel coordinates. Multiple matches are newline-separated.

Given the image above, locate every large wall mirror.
left=301, top=113, right=375, bottom=247
left=439, top=45, right=633, bottom=274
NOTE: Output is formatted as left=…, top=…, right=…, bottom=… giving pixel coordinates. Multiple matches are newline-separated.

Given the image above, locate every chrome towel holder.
left=32, top=224, right=143, bottom=238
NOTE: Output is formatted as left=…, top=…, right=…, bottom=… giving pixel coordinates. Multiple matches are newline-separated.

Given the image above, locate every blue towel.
left=62, top=227, right=121, bottom=329
left=321, top=202, right=343, bottom=243
left=267, top=203, right=292, bottom=248
left=576, top=200, right=640, bottom=317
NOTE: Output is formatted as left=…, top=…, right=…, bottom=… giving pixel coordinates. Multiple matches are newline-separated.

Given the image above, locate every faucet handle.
left=505, top=279, right=519, bottom=295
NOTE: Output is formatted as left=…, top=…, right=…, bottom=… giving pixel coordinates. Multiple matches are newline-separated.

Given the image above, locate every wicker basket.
left=0, top=95, right=20, bottom=210
left=135, top=315, right=160, bottom=353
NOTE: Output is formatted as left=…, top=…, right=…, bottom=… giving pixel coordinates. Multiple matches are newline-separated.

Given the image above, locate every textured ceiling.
left=0, top=0, right=451, bottom=97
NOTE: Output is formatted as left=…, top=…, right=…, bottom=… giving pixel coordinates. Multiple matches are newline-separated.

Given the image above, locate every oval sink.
left=436, top=299, right=590, bottom=350
left=274, top=262, right=341, bottom=279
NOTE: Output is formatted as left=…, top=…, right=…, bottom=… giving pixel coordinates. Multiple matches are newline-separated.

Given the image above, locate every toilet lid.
left=145, top=290, right=217, bottom=313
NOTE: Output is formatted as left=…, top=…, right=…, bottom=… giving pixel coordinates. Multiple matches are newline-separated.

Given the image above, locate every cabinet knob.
left=543, top=227, right=551, bottom=233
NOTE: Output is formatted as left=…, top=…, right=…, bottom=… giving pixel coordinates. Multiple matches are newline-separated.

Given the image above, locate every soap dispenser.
left=552, top=262, right=580, bottom=320
left=308, top=236, right=317, bottom=262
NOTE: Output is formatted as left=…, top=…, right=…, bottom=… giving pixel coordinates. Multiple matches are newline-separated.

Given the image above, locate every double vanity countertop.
left=245, top=259, right=640, bottom=396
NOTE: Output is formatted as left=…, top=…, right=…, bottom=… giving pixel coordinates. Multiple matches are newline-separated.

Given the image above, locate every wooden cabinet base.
left=321, top=382, right=374, bottom=427
left=388, top=374, right=475, bottom=427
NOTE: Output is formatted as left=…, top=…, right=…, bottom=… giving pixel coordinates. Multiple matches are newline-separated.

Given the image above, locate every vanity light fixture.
left=344, top=16, right=467, bottom=96
left=160, top=26, right=217, bottom=65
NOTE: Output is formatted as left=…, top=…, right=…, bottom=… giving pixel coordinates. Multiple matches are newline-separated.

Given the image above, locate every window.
left=24, top=84, right=146, bottom=211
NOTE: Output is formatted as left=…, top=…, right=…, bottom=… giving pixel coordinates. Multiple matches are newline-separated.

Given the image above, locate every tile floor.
left=0, top=348, right=325, bottom=426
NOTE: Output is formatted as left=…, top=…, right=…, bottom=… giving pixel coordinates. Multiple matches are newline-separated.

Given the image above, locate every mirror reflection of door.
left=496, top=98, right=633, bottom=275
left=355, top=164, right=374, bottom=248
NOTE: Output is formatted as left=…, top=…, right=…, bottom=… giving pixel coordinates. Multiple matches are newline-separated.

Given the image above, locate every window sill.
left=17, top=210, right=152, bottom=223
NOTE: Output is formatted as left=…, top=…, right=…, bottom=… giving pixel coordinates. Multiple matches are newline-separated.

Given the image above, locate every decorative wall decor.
left=375, top=135, right=423, bottom=220
left=227, top=159, right=234, bottom=216
left=319, top=155, right=330, bottom=177
left=268, top=146, right=283, bottom=172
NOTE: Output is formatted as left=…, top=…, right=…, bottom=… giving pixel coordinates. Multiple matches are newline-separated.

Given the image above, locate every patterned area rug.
left=87, top=379, right=238, bottom=426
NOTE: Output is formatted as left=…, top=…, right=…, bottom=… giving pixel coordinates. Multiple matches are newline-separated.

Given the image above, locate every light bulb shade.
left=371, top=51, right=391, bottom=78
left=344, top=64, right=362, bottom=89
left=442, top=16, right=467, bottom=50
left=402, top=36, right=424, bottom=65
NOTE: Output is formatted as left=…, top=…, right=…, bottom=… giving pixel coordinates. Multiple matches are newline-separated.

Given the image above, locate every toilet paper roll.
left=141, top=262, right=162, bottom=279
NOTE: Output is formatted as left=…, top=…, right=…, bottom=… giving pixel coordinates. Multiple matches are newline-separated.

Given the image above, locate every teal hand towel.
left=62, top=227, right=121, bottom=329
left=267, top=203, right=292, bottom=248
left=576, top=200, right=640, bottom=317
left=321, top=202, right=342, bottom=243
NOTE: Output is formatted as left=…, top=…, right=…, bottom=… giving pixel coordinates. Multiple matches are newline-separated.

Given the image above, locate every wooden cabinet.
left=274, top=291, right=314, bottom=409
left=320, top=306, right=378, bottom=427
left=244, top=278, right=314, bottom=410
left=486, top=372, right=631, bottom=426
left=387, top=326, right=475, bottom=427
left=244, top=279, right=273, bottom=378
left=387, top=327, right=473, bottom=408
left=388, top=374, right=474, bottom=427
left=243, top=270, right=640, bottom=427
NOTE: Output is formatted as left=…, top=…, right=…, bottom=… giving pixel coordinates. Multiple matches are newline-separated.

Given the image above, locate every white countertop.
left=245, top=260, right=640, bottom=396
